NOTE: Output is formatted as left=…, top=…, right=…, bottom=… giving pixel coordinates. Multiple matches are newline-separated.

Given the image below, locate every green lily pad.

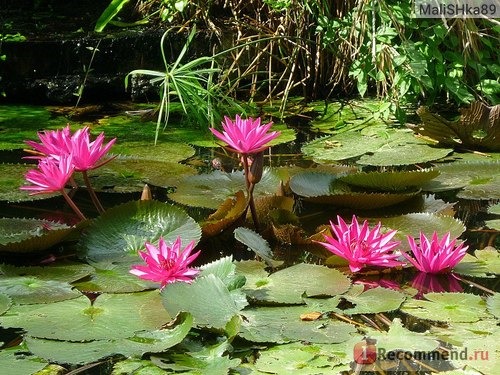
left=241, top=263, right=351, bottom=304
left=150, top=339, right=241, bottom=373
left=485, top=219, right=500, bottom=231
left=486, top=293, right=500, bottom=319
left=357, top=142, right=452, bottom=166
left=78, top=200, right=201, bottom=263
left=0, top=277, right=82, bottom=304
left=25, top=312, right=192, bottom=365
left=239, top=305, right=357, bottom=344
left=454, top=248, right=500, bottom=277
left=488, top=203, right=500, bottom=215
left=401, top=292, right=490, bottom=323
left=162, top=274, right=247, bottom=330
left=0, top=218, right=74, bottom=253
left=450, top=334, right=500, bottom=375
left=339, top=285, right=407, bottom=315
left=0, top=262, right=94, bottom=283
left=234, top=227, right=277, bottom=267
left=0, top=293, right=12, bottom=315
left=111, top=141, right=195, bottom=163
left=0, top=344, right=48, bottom=375
left=338, top=169, right=440, bottom=192
left=289, top=172, right=420, bottom=209
left=169, top=168, right=282, bottom=209
left=73, top=260, right=155, bottom=293
left=424, top=161, right=500, bottom=199
left=0, top=291, right=170, bottom=341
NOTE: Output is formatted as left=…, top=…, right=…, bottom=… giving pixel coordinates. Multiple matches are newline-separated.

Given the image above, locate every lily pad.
left=0, top=277, right=82, bottom=304
left=338, top=169, right=440, bottom=192
left=338, top=285, right=407, bottom=315
left=0, top=293, right=12, bottom=315
left=0, top=217, right=74, bottom=253
left=241, top=263, right=351, bottom=304
left=162, top=274, right=247, bottom=330
left=78, top=200, right=201, bottom=263
left=25, top=312, right=192, bottom=365
left=0, top=263, right=94, bottom=283
left=0, top=291, right=170, bottom=341
left=0, top=344, right=48, bottom=375
left=169, top=168, right=282, bottom=209
left=401, top=292, right=490, bottom=323
left=486, top=293, right=500, bottom=319
left=454, top=248, right=500, bottom=277
left=239, top=305, right=357, bottom=343
left=289, top=172, right=420, bottom=209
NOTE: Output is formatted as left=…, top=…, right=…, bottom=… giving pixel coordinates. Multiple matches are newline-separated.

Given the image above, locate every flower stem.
left=82, top=170, right=105, bottom=213
left=61, top=189, right=86, bottom=221
left=242, top=154, right=260, bottom=231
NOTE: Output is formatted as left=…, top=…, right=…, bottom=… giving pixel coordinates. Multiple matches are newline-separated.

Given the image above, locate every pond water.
left=0, top=101, right=498, bottom=374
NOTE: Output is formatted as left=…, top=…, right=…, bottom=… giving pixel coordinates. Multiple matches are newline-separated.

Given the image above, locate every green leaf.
left=0, top=291, right=170, bottom=340
left=0, top=262, right=94, bottom=283
left=0, top=277, right=82, bottom=304
left=454, top=248, right=500, bottom=277
left=234, top=227, right=277, bottom=266
left=401, top=292, right=490, bottom=323
left=0, top=293, right=12, bottom=315
left=162, top=274, right=247, bottom=329
left=78, top=200, right=201, bottom=263
left=242, top=263, right=351, bottom=304
left=26, top=312, right=192, bottom=365
left=239, top=305, right=356, bottom=343
left=169, top=169, right=281, bottom=209
left=339, top=285, right=407, bottom=315
left=486, top=293, right=500, bottom=319
left=94, top=0, right=131, bottom=32
left=0, top=344, right=48, bottom=375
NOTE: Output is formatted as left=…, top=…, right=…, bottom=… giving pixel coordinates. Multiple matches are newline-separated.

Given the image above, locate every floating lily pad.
left=0, top=218, right=75, bottom=253
left=0, top=263, right=94, bottom=283
left=0, top=277, right=82, bottom=305
left=73, top=260, right=155, bottom=293
left=338, top=285, right=407, bottom=315
left=302, top=127, right=452, bottom=165
left=486, top=293, right=500, bottom=319
left=0, top=291, right=170, bottom=341
left=488, top=203, right=500, bottom=215
left=78, top=200, right=201, bottom=263
left=241, top=263, right=351, bottom=304
left=454, top=248, right=500, bottom=277
left=201, top=191, right=248, bottom=237
left=424, top=161, right=500, bottom=199
left=0, top=344, right=48, bottom=375
left=169, top=168, right=282, bottom=209
left=401, top=292, right=490, bottom=323
left=111, top=141, right=195, bottom=163
left=25, top=312, right=192, bottom=365
left=239, top=305, right=357, bottom=344
left=0, top=293, right=12, bottom=315
left=289, top=172, right=420, bottom=209
left=234, top=227, right=276, bottom=267
left=338, top=169, right=440, bottom=192
left=162, top=274, right=247, bottom=330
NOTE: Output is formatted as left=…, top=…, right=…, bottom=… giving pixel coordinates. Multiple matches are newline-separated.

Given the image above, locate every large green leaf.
left=0, top=293, right=12, bottom=315
left=239, top=305, right=357, bottom=344
left=169, top=168, right=282, bottom=209
left=78, top=200, right=201, bottom=262
left=338, top=285, right=407, bottom=315
left=0, top=291, right=170, bottom=340
left=0, top=218, right=74, bottom=253
left=0, top=262, right=94, bottom=283
left=25, top=312, right=192, bottom=365
left=289, top=172, right=420, bottom=209
left=338, top=169, right=440, bottom=192
left=401, top=293, right=490, bottom=323
left=453, top=248, right=500, bottom=277
left=241, top=263, right=351, bottom=304
left=162, top=274, right=246, bottom=330
left=0, top=345, right=48, bottom=375
left=0, top=277, right=82, bottom=304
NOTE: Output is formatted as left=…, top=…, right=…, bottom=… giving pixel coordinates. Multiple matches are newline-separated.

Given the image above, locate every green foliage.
left=94, top=0, right=131, bottom=32
left=316, top=1, right=499, bottom=120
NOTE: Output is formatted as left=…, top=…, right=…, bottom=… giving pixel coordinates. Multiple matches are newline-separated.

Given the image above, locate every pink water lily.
left=210, top=115, right=280, bottom=154
left=20, top=154, right=75, bottom=195
left=402, top=231, right=468, bottom=274
left=130, top=236, right=201, bottom=289
left=316, top=215, right=404, bottom=272
left=24, top=125, right=72, bottom=159
left=70, top=127, right=116, bottom=171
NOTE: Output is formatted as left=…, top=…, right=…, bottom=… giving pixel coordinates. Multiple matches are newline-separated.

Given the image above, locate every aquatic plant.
left=316, top=215, right=404, bottom=273
left=130, top=236, right=200, bottom=289
left=210, top=115, right=281, bottom=230
left=403, top=231, right=469, bottom=274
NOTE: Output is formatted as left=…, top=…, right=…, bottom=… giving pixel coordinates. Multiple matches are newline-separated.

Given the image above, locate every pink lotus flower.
left=402, top=232, right=468, bottom=274
left=70, top=127, right=116, bottom=171
left=130, top=236, right=200, bottom=289
left=24, top=125, right=72, bottom=159
left=316, top=215, right=404, bottom=272
left=20, top=154, right=75, bottom=195
left=210, top=115, right=280, bottom=154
